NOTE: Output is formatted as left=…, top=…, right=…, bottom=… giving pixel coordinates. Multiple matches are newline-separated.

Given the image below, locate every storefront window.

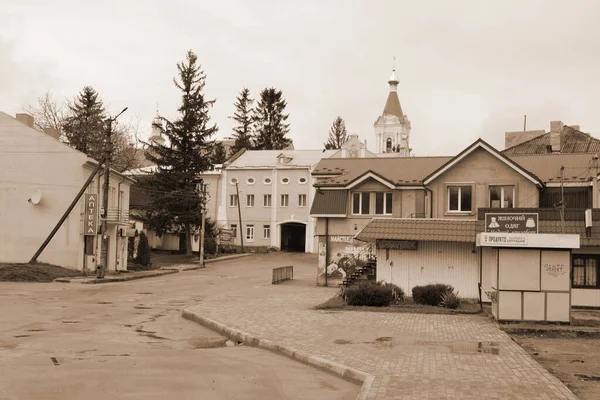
left=572, top=256, right=599, bottom=288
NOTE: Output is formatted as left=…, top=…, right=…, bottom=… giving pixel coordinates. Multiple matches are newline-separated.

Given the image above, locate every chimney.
left=15, top=113, right=34, bottom=128
left=550, top=120, right=564, bottom=152
left=43, top=128, right=61, bottom=140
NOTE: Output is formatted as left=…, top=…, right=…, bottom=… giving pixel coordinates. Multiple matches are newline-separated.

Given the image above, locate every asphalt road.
left=0, top=253, right=358, bottom=400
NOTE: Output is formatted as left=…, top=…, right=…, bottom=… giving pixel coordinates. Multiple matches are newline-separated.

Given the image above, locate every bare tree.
left=22, top=91, right=66, bottom=135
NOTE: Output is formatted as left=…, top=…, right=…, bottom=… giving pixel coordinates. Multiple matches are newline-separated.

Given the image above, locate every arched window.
left=386, top=138, right=393, bottom=153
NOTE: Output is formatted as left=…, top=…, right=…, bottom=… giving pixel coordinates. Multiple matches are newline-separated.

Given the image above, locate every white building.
left=373, top=68, right=412, bottom=156
left=0, top=112, right=133, bottom=272
left=219, top=150, right=336, bottom=253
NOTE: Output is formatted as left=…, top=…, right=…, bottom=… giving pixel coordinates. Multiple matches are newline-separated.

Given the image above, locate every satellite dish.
left=29, top=189, right=42, bottom=205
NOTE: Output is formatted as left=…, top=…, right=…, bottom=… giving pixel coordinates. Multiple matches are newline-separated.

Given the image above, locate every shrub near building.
left=345, top=281, right=394, bottom=307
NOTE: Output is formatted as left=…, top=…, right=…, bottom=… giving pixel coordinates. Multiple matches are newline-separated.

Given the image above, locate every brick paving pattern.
left=187, top=281, right=577, bottom=399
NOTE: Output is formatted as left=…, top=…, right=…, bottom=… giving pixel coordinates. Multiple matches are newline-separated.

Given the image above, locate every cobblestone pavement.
left=187, top=256, right=577, bottom=400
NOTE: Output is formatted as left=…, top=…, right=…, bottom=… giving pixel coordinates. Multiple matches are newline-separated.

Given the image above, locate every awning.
left=309, top=190, right=347, bottom=218
left=356, top=218, right=477, bottom=243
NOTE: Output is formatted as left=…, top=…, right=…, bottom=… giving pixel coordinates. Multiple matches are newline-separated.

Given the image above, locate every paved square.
left=187, top=257, right=577, bottom=399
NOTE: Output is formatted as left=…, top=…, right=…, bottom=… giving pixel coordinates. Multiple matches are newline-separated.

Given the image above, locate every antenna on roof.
left=523, top=114, right=527, bottom=131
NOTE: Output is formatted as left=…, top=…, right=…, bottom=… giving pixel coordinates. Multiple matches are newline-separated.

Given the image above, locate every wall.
left=376, top=241, right=480, bottom=299
left=572, top=289, right=600, bottom=307
left=428, top=147, right=539, bottom=219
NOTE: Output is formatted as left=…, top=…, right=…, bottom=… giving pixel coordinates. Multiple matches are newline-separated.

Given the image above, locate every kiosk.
left=477, top=232, right=580, bottom=323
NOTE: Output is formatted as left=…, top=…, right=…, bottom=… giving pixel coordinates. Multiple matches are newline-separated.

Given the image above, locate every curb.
left=182, top=309, right=374, bottom=399
left=79, top=269, right=179, bottom=284
left=182, top=253, right=253, bottom=271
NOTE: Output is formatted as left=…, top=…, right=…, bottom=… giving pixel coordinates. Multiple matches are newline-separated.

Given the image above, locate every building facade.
left=0, top=112, right=133, bottom=272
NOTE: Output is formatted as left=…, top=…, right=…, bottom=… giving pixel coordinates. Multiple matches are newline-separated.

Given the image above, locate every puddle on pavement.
left=62, top=320, right=80, bottom=324
left=333, top=339, right=352, bottom=345
left=189, top=337, right=228, bottom=349
left=451, top=341, right=500, bottom=355
left=97, top=301, right=112, bottom=305
left=134, top=306, right=152, bottom=310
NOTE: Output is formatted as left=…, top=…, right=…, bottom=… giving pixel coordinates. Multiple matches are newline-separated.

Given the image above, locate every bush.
left=345, top=281, right=393, bottom=307
left=378, top=281, right=405, bottom=304
left=135, top=232, right=151, bottom=266
left=412, top=283, right=454, bottom=306
left=440, top=291, right=461, bottom=309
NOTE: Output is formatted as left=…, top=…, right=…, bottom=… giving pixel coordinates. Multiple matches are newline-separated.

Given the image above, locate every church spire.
left=388, top=56, right=399, bottom=88
left=382, top=59, right=404, bottom=121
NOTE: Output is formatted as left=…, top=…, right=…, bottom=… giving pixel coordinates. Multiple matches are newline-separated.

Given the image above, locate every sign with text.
left=485, top=213, right=538, bottom=233
left=376, top=239, right=418, bottom=250
left=84, top=193, right=98, bottom=236
left=481, top=233, right=528, bottom=246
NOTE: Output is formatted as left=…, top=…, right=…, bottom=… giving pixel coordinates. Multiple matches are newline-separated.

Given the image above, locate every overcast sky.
left=2, top=0, right=600, bottom=156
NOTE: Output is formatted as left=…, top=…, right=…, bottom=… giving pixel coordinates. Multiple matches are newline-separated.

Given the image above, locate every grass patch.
left=0, top=263, right=82, bottom=282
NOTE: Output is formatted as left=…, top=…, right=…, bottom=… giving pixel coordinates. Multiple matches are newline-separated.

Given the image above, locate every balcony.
left=104, top=208, right=130, bottom=225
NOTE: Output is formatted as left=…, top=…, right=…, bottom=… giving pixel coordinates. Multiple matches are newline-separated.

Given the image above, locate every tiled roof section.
left=227, top=150, right=337, bottom=168
left=356, top=219, right=477, bottom=243
left=503, top=128, right=600, bottom=156
left=476, top=208, right=600, bottom=247
left=313, top=157, right=452, bottom=187
left=309, top=190, right=348, bottom=216
left=508, top=153, right=596, bottom=183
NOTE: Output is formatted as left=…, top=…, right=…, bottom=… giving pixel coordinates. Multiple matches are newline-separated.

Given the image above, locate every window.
left=264, top=177, right=272, bottom=184
left=246, top=194, right=254, bottom=207
left=375, top=192, right=393, bottom=215
left=229, top=194, right=238, bottom=207
left=281, top=177, right=290, bottom=184
left=572, top=255, right=599, bottom=288
left=281, top=194, right=289, bottom=207
left=448, top=185, right=472, bottom=212
left=298, top=177, right=307, bottom=184
left=263, top=194, right=272, bottom=207
left=298, top=194, right=307, bottom=207
left=229, top=178, right=238, bottom=185
left=263, top=225, right=271, bottom=239
left=489, top=185, right=514, bottom=208
left=352, top=192, right=371, bottom=215
left=246, top=178, right=255, bottom=185
left=246, top=225, right=254, bottom=241
left=231, top=224, right=237, bottom=238
left=386, top=138, right=392, bottom=153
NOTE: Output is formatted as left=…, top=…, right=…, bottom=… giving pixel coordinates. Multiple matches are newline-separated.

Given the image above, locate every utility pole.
left=559, top=165, right=566, bottom=233
left=97, top=107, right=128, bottom=278
left=199, top=181, right=207, bottom=267
left=235, top=181, right=244, bottom=252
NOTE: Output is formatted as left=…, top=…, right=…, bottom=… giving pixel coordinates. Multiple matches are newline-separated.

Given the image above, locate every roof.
left=310, top=190, right=348, bottom=217
left=476, top=208, right=600, bottom=247
left=382, top=91, right=404, bottom=122
left=226, top=149, right=336, bottom=169
left=356, top=218, right=477, bottom=243
left=313, top=156, right=451, bottom=187
left=424, top=139, right=544, bottom=187
left=503, top=127, right=600, bottom=156
left=509, top=154, right=597, bottom=183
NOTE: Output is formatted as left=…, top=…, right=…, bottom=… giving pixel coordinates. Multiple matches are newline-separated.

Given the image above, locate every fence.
left=272, top=265, right=293, bottom=284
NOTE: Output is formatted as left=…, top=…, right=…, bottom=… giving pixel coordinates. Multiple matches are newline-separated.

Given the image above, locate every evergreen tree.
left=229, top=88, right=254, bottom=153
left=145, top=50, right=218, bottom=256
left=324, top=116, right=348, bottom=150
left=212, top=141, right=227, bottom=164
left=62, top=86, right=107, bottom=161
left=253, top=87, right=291, bottom=150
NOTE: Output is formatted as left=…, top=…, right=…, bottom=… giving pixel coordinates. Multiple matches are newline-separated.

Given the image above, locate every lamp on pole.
left=97, top=107, right=128, bottom=278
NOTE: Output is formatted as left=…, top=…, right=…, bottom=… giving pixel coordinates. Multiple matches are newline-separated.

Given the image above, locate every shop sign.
left=376, top=240, right=418, bottom=250
left=481, top=233, right=528, bottom=246
left=330, top=235, right=355, bottom=243
left=485, top=213, right=538, bottom=233
left=84, top=194, right=98, bottom=236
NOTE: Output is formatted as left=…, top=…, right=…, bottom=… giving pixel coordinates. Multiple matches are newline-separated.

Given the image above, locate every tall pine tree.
left=229, top=88, right=254, bottom=153
left=324, top=116, right=348, bottom=150
left=62, top=86, right=107, bottom=161
left=212, top=141, right=227, bottom=164
left=253, top=87, right=291, bottom=150
left=145, top=50, right=218, bottom=255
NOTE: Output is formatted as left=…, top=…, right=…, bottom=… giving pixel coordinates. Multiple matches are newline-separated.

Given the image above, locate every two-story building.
left=312, top=136, right=600, bottom=307
left=0, top=112, right=133, bottom=272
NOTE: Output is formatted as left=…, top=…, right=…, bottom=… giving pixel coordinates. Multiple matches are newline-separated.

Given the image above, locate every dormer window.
left=277, top=154, right=293, bottom=164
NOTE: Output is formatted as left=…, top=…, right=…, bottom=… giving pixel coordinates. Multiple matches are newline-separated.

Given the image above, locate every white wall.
left=572, top=289, right=600, bottom=307
left=377, top=241, right=480, bottom=299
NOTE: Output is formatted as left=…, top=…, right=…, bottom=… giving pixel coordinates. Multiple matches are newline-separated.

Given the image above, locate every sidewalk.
left=184, top=275, right=577, bottom=399
left=54, top=253, right=252, bottom=284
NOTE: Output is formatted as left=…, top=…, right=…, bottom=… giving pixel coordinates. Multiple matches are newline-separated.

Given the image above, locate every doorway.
left=280, top=223, right=306, bottom=252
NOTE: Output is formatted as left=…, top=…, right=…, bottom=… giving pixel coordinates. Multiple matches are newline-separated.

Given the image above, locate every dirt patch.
left=512, top=334, right=600, bottom=400
left=314, top=296, right=482, bottom=315
left=0, top=263, right=82, bottom=282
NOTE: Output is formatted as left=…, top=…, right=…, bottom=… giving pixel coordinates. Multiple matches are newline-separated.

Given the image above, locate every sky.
left=2, top=0, right=600, bottom=156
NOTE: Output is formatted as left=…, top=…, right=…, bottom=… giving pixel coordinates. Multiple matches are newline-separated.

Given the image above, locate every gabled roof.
left=503, top=127, right=600, bottom=156
left=313, top=156, right=451, bottom=188
left=423, top=139, right=544, bottom=187
left=509, top=153, right=597, bottom=183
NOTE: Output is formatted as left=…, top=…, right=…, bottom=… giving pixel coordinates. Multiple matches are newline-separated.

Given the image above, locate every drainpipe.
left=325, top=217, right=329, bottom=287
left=424, top=186, right=433, bottom=218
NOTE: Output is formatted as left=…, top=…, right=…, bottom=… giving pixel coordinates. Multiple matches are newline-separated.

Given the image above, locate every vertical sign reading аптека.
left=84, top=193, right=98, bottom=236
